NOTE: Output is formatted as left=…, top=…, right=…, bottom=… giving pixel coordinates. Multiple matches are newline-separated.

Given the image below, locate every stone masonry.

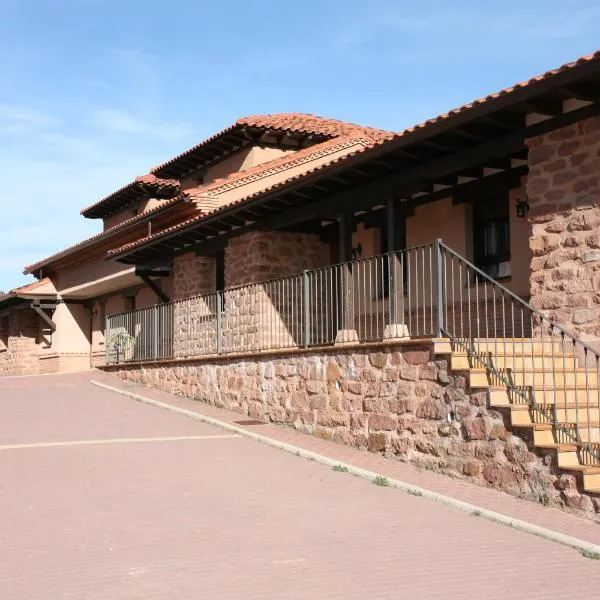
left=225, top=231, right=329, bottom=287
left=527, top=115, right=600, bottom=345
left=111, top=343, right=599, bottom=519
left=173, top=253, right=216, bottom=301
left=173, top=253, right=217, bottom=359
left=222, top=231, right=330, bottom=351
left=0, top=308, right=39, bottom=375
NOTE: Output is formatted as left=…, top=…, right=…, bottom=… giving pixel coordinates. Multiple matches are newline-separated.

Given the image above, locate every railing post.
left=435, top=238, right=444, bottom=338
left=216, top=291, right=222, bottom=355
left=104, top=314, right=109, bottom=364
left=303, top=270, right=310, bottom=347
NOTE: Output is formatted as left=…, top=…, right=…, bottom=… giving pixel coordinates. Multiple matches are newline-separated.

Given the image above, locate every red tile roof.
left=0, top=278, right=54, bottom=305
left=107, top=49, right=600, bottom=261
left=24, top=195, right=189, bottom=275
left=392, top=49, right=600, bottom=139
left=108, top=138, right=373, bottom=258
left=151, top=112, right=393, bottom=176
left=80, top=174, right=180, bottom=218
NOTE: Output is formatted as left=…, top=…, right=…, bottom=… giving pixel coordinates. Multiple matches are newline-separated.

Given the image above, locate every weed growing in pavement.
left=372, top=475, right=389, bottom=487
left=580, top=548, right=600, bottom=560
left=472, top=509, right=482, bottom=517
left=333, top=465, right=349, bottom=473
left=407, top=488, right=423, bottom=497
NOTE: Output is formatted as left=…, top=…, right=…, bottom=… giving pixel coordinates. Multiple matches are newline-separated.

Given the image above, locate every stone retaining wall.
left=108, top=343, right=599, bottom=519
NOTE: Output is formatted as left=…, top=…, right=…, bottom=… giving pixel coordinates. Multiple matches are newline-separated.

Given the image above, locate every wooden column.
left=337, top=213, right=355, bottom=337
left=385, top=198, right=408, bottom=338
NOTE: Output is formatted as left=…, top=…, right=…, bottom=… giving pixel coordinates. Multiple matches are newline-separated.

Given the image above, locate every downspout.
left=88, top=306, right=95, bottom=369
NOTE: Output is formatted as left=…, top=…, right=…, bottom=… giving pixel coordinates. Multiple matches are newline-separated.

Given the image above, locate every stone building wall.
left=109, top=343, right=599, bottom=519
left=173, top=253, right=216, bottom=300
left=225, top=231, right=329, bottom=287
left=222, top=231, right=330, bottom=351
left=527, top=115, right=600, bottom=346
left=0, top=308, right=39, bottom=376
left=173, top=252, right=217, bottom=358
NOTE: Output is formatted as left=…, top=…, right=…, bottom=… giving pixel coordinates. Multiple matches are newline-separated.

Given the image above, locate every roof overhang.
left=151, top=124, right=330, bottom=180
left=81, top=175, right=180, bottom=219
left=24, top=195, right=188, bottom=276
left=109, top=52, right=600, bottom=265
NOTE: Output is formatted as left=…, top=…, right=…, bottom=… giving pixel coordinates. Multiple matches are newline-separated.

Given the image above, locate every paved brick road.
left=1, top=373, right=599, bottom=600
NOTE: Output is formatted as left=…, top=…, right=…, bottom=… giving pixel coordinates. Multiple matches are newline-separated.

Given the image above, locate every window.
left=473, top=196, right=511, bottom=280
left=124, top=295, right=137, bottom=312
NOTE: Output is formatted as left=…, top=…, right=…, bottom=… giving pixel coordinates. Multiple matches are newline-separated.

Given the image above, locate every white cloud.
left=0, top=103, right=59, bottom=132
left=89, top=107, right=190, bottom=142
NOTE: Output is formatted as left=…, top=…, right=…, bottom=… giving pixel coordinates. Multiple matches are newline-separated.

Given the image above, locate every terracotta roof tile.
left=393, top=49, right=600, bottom=137
left=80, top=174, right=180, bottom=218
left=0, top=278, right=54, bottom=305
left=187, top=134, right=374, bottom=209
left=107, top=49, right=600, bottom=261
left=24, top=195, right=189, bottom=274
left=108, top=141, right=372, bottom=258
left=151, top=112, right=393, bottom=176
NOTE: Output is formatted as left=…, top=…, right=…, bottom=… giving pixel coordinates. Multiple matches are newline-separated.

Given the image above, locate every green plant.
left=472, top=509, right=482, bottom=517
left=580, top=548, right=600, bottom=560
left=372, top=475, right=389, bottom=487
left=333, top=465, right=349, bottom=473
left=408, top=488, right=423, bottom=497
left=109, top=331, right=136, bottom=361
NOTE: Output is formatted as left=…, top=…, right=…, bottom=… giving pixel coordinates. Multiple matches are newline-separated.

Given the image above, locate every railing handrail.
left=106, top=241, right=438, bottom=320
left=438, top=239, right=600, bottom=362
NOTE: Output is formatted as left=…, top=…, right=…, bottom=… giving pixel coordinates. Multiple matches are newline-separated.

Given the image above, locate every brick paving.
left=1, top=372, right=600, bottom=600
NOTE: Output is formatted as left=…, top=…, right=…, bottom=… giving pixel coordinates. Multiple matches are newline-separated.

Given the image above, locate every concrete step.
left=509, top=404, right=600, bottom=424
left=451, top=353, right=577, bottom=371
left=469, top=368, right=599, bottom=389
left=583, top=472, right=600, bottom=491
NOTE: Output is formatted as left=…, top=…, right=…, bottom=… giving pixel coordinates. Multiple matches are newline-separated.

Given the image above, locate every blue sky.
left=1, top=0, right=599, bottom=291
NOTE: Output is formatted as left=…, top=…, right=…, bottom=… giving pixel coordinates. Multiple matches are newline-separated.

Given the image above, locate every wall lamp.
left=516, top=198, right=530, bottom=218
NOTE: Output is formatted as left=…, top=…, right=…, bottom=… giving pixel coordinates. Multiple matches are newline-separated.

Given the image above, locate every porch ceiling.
left=112, top=57, right=600, bottom=266
left=59, top=267, right=139, bottom=300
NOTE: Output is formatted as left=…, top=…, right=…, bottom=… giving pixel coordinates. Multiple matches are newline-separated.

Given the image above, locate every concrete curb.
left=90, top=379, right=600, bottom=558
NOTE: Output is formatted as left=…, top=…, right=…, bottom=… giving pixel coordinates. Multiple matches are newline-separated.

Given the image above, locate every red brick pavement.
left=1, top=372, right=600, bottom=600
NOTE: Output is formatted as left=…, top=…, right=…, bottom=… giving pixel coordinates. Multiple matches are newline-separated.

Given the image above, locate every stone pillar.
left=173, top=252, right=217, bottom=358
left=173, top=253, right=216, bottom=300
left=526, top=115, right=600, bottom=347
left=0, top=308, right=39, bottom=376
left=224, top=231, right=329, bottom=351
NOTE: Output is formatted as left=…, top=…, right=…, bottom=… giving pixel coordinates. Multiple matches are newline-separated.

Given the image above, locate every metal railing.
left=438, top=240, right=600, bottom=465
left=104, top=239, right=600, bottom=464
left=105, top=244, right=439, bottom=364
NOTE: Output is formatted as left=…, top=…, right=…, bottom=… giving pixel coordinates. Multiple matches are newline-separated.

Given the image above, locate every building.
left=2, top=50, right=600, bottom=515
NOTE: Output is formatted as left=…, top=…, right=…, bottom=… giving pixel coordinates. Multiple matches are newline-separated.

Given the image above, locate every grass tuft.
left=333, top=465, right=349, bottom=473
left=580, top=548, right=600, bottom=560
left=372, top=475, right=389, bottom=487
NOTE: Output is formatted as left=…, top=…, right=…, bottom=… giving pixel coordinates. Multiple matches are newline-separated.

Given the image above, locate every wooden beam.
left=137, top=272, right=170, bottom=303
left=559, top=81, right=600, bottom=102
left=522, top=97, right=564, bottom=116
left=113, top=102, right=599, bottom=264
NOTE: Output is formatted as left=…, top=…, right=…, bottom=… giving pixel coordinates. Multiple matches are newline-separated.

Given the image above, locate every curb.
left=90, top=379, right=600, bottom=557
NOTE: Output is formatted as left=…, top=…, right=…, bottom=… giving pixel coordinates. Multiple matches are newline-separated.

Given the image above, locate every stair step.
left=469, top=369, right=599, bottom=388
left=537, top=443, right=578, bottom=452
left=451, top=353, right=577, bottom=371
left=557, top=450, right=581, bottom=467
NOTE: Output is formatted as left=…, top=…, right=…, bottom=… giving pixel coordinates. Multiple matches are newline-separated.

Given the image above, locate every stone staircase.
left=434, top=338, right=600, bottom=494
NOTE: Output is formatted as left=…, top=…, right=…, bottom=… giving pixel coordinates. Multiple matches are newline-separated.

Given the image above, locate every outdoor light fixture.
left=516, top=198, right=530, bottom=218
